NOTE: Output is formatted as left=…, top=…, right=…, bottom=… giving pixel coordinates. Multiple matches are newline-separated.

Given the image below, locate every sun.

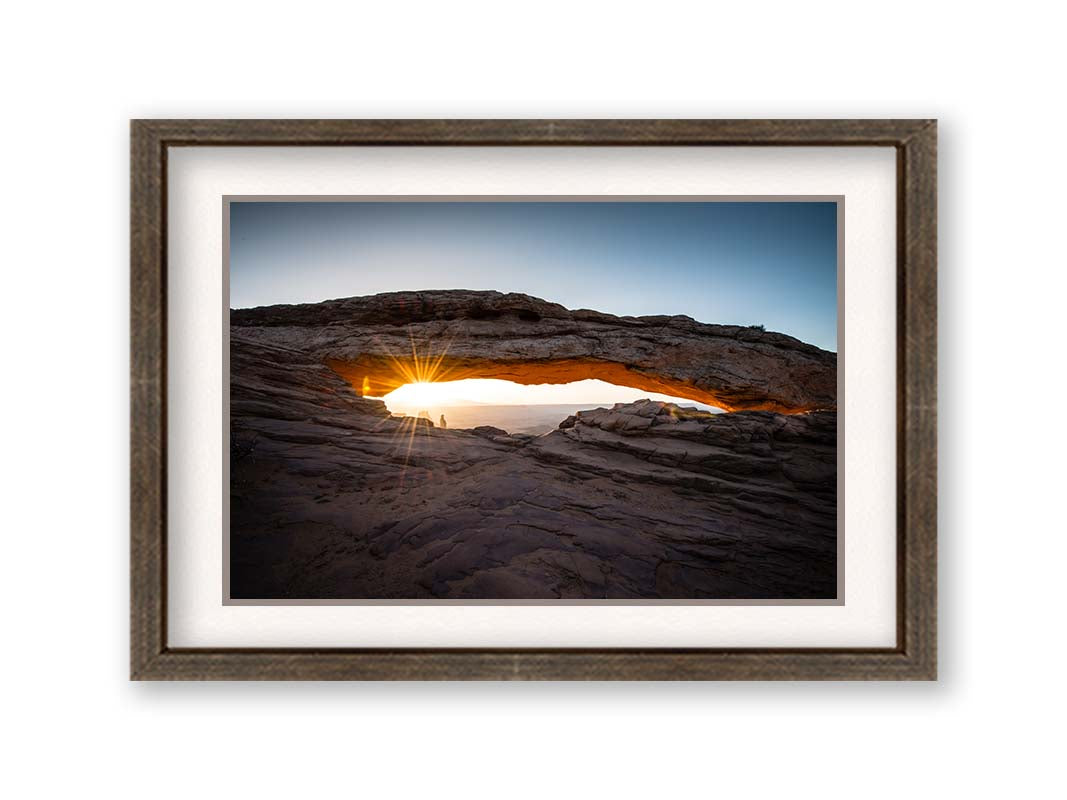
left=389, top=380, right=445, bottom=409
left=382, top=379, right=503, bottom=412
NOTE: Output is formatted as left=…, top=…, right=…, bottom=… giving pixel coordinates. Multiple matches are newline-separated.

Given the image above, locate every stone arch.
left=232, top=290, right=836, bottom=414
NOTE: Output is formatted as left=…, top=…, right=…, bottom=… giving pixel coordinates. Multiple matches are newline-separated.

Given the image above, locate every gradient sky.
left=230, top=201, right=838, bottom=351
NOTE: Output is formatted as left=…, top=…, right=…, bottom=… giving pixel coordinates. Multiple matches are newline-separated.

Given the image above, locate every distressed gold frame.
left=131, top=120, right=936, bottom=680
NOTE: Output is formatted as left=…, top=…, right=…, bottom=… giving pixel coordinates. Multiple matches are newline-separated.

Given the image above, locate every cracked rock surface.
left=230, top=308, right=837, bottom=600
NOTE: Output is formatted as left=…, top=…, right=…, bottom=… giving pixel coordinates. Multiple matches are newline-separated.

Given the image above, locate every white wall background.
left=1, top=2, right=1062, bottom=798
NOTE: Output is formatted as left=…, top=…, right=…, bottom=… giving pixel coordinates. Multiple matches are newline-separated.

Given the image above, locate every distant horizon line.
left=380, top=400, right=715, bottom=409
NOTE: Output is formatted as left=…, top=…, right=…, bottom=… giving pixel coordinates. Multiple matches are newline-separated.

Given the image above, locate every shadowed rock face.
left=230, top=295, right=838, bottom=601
left=232, top=290, right=837, bottom=413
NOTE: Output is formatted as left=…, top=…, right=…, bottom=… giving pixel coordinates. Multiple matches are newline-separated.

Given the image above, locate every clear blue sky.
left=230, top=201, right=838, bottom=351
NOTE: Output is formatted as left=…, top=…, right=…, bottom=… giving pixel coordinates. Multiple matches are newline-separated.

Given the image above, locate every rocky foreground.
left=230, top=299, right=837, bottom=599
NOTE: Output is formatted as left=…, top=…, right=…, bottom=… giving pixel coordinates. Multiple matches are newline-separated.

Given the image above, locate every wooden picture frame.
left=131, top=119, right=936, bottom=680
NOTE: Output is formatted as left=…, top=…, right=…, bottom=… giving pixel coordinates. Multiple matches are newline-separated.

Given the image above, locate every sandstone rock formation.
left=232, top=290, right=837, bottom=413
left=230, top=291, right=837, bottom=600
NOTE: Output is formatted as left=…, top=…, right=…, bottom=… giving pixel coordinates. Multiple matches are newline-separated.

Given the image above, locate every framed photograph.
left=131, top=119, right=936, bottom=680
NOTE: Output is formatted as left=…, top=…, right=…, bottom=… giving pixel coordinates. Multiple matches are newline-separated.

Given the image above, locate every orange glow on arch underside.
left=328, top=354, right=758, bottom=410
left=323, top=330, right=818, bottom=414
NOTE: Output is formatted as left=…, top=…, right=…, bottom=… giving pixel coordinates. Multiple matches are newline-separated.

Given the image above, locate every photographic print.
left=227, top=198, right=839, bottom=602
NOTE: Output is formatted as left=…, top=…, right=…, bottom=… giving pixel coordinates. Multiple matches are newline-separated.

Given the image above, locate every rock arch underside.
left=230, top=291, right=838, bottom=600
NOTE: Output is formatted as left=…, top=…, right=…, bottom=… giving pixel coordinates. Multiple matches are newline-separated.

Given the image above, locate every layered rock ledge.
left=232, top=290, right=837, bottom=413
